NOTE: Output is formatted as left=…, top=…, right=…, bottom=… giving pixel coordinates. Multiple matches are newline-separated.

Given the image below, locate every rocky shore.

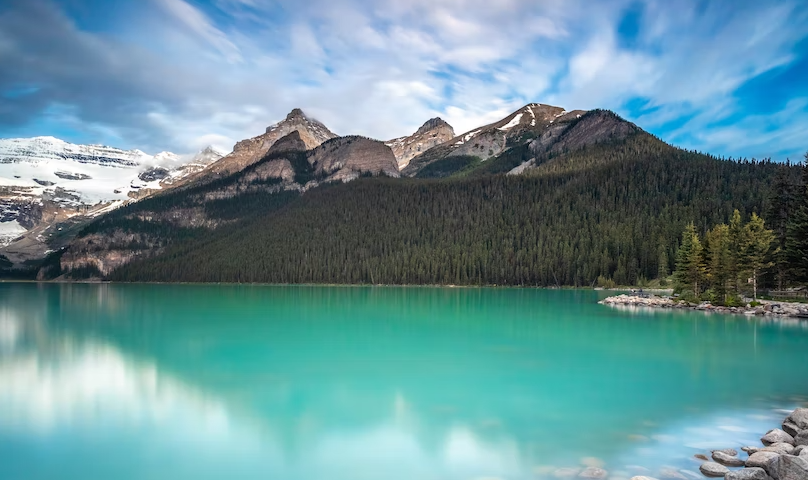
left=600, top=294, right=808, bottom=319
left=677, top=407, right=808, bottom=480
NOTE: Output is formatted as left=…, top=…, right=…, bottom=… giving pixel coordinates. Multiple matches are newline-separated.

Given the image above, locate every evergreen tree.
left=740, top=213, right=775, bottom=300
left=705, top=224, right=732, bottom=303
left=674, top=223, right=706, bottom=298
left=728, top=209, right=745, bottom=294
left=767, top=166, right=796, bottom=289
left=786, top=157, right=808, bottom=282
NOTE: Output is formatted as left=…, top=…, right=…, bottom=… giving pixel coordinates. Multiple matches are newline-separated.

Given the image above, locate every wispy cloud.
left=0, top=0, right=806, bottom=160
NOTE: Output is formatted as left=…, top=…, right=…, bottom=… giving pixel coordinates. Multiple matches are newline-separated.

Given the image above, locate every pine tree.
left=767, top=167, right=796, bottom=289
left=740, top=213, right=775, bottom=300
left=786, top=157, right=808, bottom=282
left=728, top=209, right=744, bottom=295
left=705, top=224, right=732, bottom=304
left=674, top=223, right=706, bottom=298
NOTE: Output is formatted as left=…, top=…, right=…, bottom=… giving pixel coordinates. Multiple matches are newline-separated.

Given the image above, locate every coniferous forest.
left=98, top=134, right=805, bottom=288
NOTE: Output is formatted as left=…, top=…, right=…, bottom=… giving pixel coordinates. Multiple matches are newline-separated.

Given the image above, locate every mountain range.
left=0, top=103, right=798, bottom=285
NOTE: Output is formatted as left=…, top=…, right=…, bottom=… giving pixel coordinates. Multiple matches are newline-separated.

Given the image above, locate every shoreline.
left=600, top=294, right=808, bottom=319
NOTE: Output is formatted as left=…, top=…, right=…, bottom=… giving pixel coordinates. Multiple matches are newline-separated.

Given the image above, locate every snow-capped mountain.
left=0, top=137, right=227, bottom=248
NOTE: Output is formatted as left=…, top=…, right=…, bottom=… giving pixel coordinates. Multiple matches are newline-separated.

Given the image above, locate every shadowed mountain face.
left=401, top=104, right=634, bottom=177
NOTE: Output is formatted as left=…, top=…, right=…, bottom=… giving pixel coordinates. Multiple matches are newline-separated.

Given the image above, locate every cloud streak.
left=0, top=0, right=806, bottom=160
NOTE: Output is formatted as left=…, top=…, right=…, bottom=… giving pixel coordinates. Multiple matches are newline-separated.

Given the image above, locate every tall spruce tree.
left=705, top=224, right=732, bottom=303
left=786, top=157, right=808, bottom=282
left=740, top=213, right=775, bottom=300
left=674, top=223, right=706, bottom=298
left=767, top=166, right=796, bottom=289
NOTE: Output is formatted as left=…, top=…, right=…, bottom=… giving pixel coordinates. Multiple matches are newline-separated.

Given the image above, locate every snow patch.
left=497, top=113, right=523, bottom=131
left=454, top=129, right=482, bottom=146
left=0, top=220, right=27, bottom=246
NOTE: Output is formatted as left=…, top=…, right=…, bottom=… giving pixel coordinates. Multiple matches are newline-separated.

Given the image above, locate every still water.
left=0, top=283, right=807, bottom=480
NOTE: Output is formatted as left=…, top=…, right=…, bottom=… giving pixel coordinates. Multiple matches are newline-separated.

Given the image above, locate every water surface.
left=1, top=284, right=806, bottom=480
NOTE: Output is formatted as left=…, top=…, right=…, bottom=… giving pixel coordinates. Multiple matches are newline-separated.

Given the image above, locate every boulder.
left=579, top=467, right=609, bottom=479
left=746, top=452, right=781, bottom=473
left=767, top=454, right=808, bottom=480
left=793, top=446, right=805, bottom=456
left=762, top=429, right=795, bottom=446
left=712, top=450, right=746, bottom=467
left=714, top=449, right=740, bottom=456
left=724, top=468, right=772, bottom=480
left=794, top=431, right=808, bottom=447
left=699, top=462, right=730, bottom=477
left=783, top=409, right=808, bottom=437
left=744, top=447, right=763, bottom=455
left=762, top=443, right=796, bottom=455
left=801, top=449, right=808, bottom=459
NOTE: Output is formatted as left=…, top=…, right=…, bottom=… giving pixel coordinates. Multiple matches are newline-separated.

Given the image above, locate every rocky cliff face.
left=385, top=118, right=455, bottom=169
left=186, top=108, right=337, bottom=183
left=309, top=136, right=399, bottom=183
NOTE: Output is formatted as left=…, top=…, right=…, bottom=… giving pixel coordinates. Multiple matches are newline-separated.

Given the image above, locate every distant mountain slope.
left=0, top=136, right=225, bottom=259
left=51, top=132, right=398, bottom=276
left=402, top=103, right=591, bottom=177
left=182, top=108, right=337, bottom=184
left=385, top=118, right=455, bottom=169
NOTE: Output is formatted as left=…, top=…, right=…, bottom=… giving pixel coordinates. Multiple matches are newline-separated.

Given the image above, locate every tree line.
left=673, top=154, right=808, bottom=303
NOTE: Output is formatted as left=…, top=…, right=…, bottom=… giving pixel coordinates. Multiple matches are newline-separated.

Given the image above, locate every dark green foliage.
left=415, top=156, right=480, bottom=178
left=0, top=254, right=11, bottom=270
left=786, top=160, right=808, bottom=281
left=108, top=134, right=798, bottom=286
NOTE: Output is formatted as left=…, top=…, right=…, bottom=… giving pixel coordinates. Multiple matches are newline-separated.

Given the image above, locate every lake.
left=1, top=283, right=807, bottom=480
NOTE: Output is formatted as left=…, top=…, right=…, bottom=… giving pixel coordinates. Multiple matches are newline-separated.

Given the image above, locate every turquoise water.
left=0, top=283, right=807, bottom=480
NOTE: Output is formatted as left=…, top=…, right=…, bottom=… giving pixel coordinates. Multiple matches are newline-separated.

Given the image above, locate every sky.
left=0, top=0, right=807, bottom=161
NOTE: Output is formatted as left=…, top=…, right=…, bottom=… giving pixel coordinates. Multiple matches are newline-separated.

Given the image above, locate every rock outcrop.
left=308, top=136, right=399, bottom=182
left=385, top=117, right=455, bottom=169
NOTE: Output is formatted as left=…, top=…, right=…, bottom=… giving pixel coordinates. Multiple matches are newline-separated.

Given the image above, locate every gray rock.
left=794, top=446, right=805, bottom=456
left=699, top=462, right=730, bottom=477
left=744, top=447, right=763, bottom=455
left=579, top=467, right=609, bottom=479
left=724, top=468, right=772, bottom=480
left=783, top=409, right=808, bottom=436
left=762, top=429, right=796, bottom=446
left=762, top=443, right=796, bottom=455
left=767, top=454, right=808, bottom=480
left=747, top=452, right=781, bottom=473
left=712, top=451, right=746, bottom=467
left=714, top=449, right=740, bottom=456
left=801, top=449, right=808, bottom=459
left=795, top=431, right=808, bottom=447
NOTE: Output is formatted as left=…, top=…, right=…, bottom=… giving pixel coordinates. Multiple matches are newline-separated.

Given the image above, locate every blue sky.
left=0, top=0, right=807, bottom=161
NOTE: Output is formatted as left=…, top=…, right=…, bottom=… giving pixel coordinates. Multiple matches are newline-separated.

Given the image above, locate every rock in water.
left=761, top=429, right=795, bottom=446
left=714, top=449, right=739, bottom=456
left=762, top=443, right=796, bottom=455
left=712, top=450, right=746, bottom=467
left=696, top=454, right=710, bottom=461
left=579, top=467, right=609, bottom=479
left=767, top=454, right=808, bottom=480
left=783, top=409, right=808, bottom=437
left=746, top=452, right=781, bottom=472
left=724, top=467, right=773, bottom=480
left=743, top=447, right=762, bottom=455
left=699, top=462, right=730, bottom=477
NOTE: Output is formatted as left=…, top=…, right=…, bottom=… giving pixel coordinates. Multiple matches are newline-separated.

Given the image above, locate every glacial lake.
left=1, top=283, right=807, bottom=480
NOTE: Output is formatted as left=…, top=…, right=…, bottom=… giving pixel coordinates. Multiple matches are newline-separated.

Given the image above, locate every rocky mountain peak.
left=285, top=108, right=306, bottom=121
left=415, top=117, right=453, bottom=136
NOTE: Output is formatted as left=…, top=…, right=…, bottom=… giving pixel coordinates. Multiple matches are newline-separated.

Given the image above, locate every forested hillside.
left=104, top=133, right=800, bottom=286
